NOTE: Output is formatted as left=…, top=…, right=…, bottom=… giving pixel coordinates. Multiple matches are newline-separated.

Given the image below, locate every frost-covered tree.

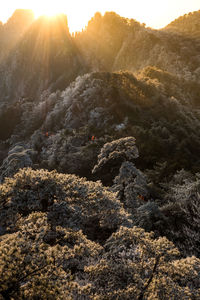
left=85, top=226, right=200, bottom=299
left=0, top=144, right=36, bottom=183
left=113, top=161, right=148, bottom=212
left=92, top=137, right=139, bottom=185
left=0, top=168, right=200, bottom=299
left=93, top=137, right=148, bottom=212
left=0, top=212, right=102, bottom=299
left=161, top=171, right=200, bottom=256
left=0, top=168, right=131, bottom=241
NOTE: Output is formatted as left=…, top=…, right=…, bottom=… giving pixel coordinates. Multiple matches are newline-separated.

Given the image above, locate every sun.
left=31, top=2, right=88, bottom=32
left=31, top=2, right=96, bottom=33
left=33, top=5, right=63, bottom=19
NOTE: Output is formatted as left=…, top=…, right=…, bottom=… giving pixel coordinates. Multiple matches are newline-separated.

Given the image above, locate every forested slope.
left=0, top=9, right=200, bottom=299
left=1, top=70, right=199, bottom=180
left=165, top=10, right=200, bottom=37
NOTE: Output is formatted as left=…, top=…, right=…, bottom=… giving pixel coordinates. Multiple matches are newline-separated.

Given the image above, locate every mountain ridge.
left=1, top=10, right=200, bottom=104
left=1, top=9, right=200, bottom=299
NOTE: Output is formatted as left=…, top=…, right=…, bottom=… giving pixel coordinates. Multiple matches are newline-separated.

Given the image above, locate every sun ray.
left=32, top=3, right=63, bottom=19
left=1, top=0, right=200, bottom=32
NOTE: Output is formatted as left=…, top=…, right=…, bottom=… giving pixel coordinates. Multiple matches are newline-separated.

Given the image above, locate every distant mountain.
left=75, top=12, right=143, bottom=71
left=76, top=12, right=200, bottom=81
left=0, top=14, right=88, bottom=102
left=165, top=10, right=200, bottom=37
left=0, top=9, right=34, bottom=61
left=1, top=11, right=200, bottom=104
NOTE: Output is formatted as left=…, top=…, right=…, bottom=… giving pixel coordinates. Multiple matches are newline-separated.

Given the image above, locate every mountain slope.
left=1, top=11, right=200, bottom=105
left=75, top=12, right=200, bottom=81
left=0, top=14, right=88, bottom=102
left=1, top=70, right=199, bottom=183
left=0, top=9, right=34, bottom=62
left=1, top=10, right=200, bottom=297
left=165, top=10, right=200, bottom=37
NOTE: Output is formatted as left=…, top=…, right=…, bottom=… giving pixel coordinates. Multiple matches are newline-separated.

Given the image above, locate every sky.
left=0, top=0, right=200, bottom=32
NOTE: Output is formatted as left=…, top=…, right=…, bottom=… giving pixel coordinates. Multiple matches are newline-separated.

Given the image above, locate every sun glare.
left=1, top=0, right=200, bottom=33
left=33, top=5, right=63, bottom=19
left=31, top=3, right=89, bottom=32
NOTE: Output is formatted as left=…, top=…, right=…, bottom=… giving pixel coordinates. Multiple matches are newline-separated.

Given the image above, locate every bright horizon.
left=0, top=0, right=200, bottom=32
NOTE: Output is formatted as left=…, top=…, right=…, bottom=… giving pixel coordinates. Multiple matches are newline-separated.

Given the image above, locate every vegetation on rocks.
left=1, top=8, right=200, bottom=299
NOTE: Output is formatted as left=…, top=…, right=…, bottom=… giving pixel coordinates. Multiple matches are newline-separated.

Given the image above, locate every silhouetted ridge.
left=4, top=9, right=34, bottom=28
left=165, top=10, right=200, bottom=37
left=75, top=11, right=144, bottom=71
left=0, top=14, right=88, bottom=101
left=0, top=9, right=34, bottom=61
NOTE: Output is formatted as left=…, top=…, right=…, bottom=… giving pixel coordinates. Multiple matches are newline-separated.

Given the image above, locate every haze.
left=0, top=0, right=200, bottom=32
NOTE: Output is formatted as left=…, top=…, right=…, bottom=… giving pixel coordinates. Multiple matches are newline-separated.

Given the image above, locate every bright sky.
left=0, top=0, right=200, bottom=32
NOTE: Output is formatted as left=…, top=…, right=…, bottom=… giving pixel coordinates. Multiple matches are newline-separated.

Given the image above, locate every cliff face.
left=0, top=14, right=88, bottom=102
left=0, top=9, right=34, bottom=62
